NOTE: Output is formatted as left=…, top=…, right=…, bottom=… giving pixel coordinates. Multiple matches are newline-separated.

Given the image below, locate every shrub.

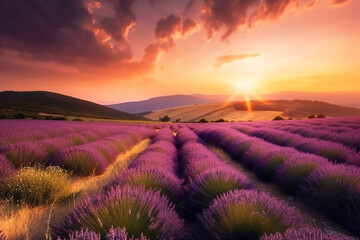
left=0, top=154, right=16, bottom=183
left=273, top=116, right=284, bottom=121
left=195, top=190, right=305, bottom=240
left=317, top=114, right=326, bottom=118
left=54, top=147, right=108, bottom=176
left=299, top=164, right=360, bottom=234
left=72, top=118, right=83, bottom=121
left=14, top=113, right=26, bottom=119
left=0, top=167, right=72, bottom=206
left=159, top=115, right=171, bottom=122
left=260, top=227, right=355, bottom=240
left=214, top=119, right=226, bottom=122
left=253, top=148, right=297, bottom=181
left=308, top=115, right=316, bottom=119
left=57, top=186, right=185, bottom=239
left=68, top=134, right=87, bottom=145
left=274, top=153, right=328, bottom=194
left=186, top=168, right=254, bottom=214
left=104, top=168, right=183, bottom=202
left=3, top=143, right=48, bottom=168
left=198, top=118, right=209, bottom=123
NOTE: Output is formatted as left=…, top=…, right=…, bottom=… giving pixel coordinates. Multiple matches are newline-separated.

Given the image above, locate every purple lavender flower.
left=106, top=227, right=149, bottom=240
left=64, top=228, right=100, bottom=240
left=176, top=127, right=201, bottom=147
left=260, top=227, right=357, bottom=240
left=2, top=142, right=48, bottom=168
left=152, top=128, right=176, bottom=144
left=274, top=152, right=329, bottom=194
left=0, top=154, right=16, bottom=183
left=104, top=168, right=183, bottom=201
left=195, top=189, right=306, bottom=240
left=186, top=168, right=254, bottom=214
left=253, top=148, right=297, bottom=181
left=54, top=147, right=108, bottom=176
left=57, top=186, right=185, bottom=239
left=299, top=164, right=360, bottom=234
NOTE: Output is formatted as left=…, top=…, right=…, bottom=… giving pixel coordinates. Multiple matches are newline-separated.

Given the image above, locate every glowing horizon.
left=0, top=0, right=359, bottom=104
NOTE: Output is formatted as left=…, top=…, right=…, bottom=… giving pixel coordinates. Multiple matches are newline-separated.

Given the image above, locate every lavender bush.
left=195, top=189, right=305, bottom=240
left=57, top=186, right=185, bottom=239
left=54, top=147, right=108, bottom=176
left=0, top=154, right=16, bottom=183
left=104, top=168, right=183, bottom=202
left=186, top=168, right=254, bottom=214
left=299, top=164, right=360, bottom=234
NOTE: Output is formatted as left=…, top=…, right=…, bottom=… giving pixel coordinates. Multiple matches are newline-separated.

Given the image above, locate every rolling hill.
left=143, top=100, right=360, bottom=122
left=107, top=94, right=228, bottom=114
left=0, top=91, right=147, bottom=121
left=108, top=92, right=360, bottom=114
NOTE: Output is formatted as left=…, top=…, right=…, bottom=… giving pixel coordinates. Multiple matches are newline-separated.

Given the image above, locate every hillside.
left=107, top=94, right=228, bottom=114
left=0, top=91, right=147, bottom=121
left=109, top=92, right=360, bottom=114
left=143, top=100, right=360, bottom=122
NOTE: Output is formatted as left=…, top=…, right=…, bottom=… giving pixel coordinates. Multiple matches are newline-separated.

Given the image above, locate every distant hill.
left=143, top=100, right=360, bottom=122
left=108, top=92, right=360, bottom=114
left=107, top=94, right=228, bottom=114
left=0, top=91, right=147, bottom=121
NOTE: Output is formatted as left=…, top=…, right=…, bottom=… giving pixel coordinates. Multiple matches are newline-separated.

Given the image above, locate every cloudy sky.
left=0, top=0, right=359, bottom=103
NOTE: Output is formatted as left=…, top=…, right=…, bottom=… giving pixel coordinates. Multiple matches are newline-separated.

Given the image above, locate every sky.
left=0, top=0, right=359, bottom=104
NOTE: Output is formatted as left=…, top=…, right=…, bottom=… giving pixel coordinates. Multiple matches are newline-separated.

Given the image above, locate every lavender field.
left=0, top=118, right=359, bottom=239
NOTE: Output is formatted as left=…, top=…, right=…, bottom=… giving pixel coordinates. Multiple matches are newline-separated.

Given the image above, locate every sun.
left=233, top=81, right=253, bottom=94
left=224, top=80, right=266, bottom=111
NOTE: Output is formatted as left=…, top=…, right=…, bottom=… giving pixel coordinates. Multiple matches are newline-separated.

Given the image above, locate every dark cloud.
left=99, top=0, right=136, bottom=42
left=182, top=19, right=199, bottom=36
left=155, top=14, right=199, bottom=49
left=201, top=0, right=350, bottom=41
left=214, top=53, right=260, bottom=68
left=0, top=0, right=163, bottom=78
left=0, top=0, right=135, bottom=64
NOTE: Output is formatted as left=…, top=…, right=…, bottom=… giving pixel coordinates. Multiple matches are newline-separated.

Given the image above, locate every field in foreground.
left=0, top=118, right=359, bottom=239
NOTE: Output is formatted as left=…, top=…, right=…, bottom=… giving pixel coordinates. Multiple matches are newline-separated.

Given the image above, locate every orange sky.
left=0, top=0, right=359, bottom=104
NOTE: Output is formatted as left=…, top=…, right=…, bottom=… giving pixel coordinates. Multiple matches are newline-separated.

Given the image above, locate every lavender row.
left=231, top=124, right=360, bottom=166
left=52, top=127, right=155, bottom=176
left=0, top=126, right=154, bottom=179
left=0, top=120, right=152, bottom=146
left=266, top=124, right=360, bottom=151
left=194, top=125, right=360, bottom=235
left=177, top=127, right=354, bottom=239
left=56, top=128, right=186, bottom=239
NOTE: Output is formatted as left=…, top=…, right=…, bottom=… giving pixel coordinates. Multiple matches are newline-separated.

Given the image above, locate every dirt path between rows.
left=207, top=144, right=358, bottom=238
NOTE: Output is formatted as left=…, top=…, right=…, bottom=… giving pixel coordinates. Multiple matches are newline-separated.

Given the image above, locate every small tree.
left=214, top=119, right=226, bottom=122
left=317, top=114, right=326, bottom=118
left=308, top=115, right=316, bottom=119
left=273, top=115, right=284, bottom=121
left=14, top=113, right=26, bottom=119
left=175, top=118, right=181, bottom=123
left=159, top=115, right=171, bottom=122
left=198, top=118, right=209, bottom=123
